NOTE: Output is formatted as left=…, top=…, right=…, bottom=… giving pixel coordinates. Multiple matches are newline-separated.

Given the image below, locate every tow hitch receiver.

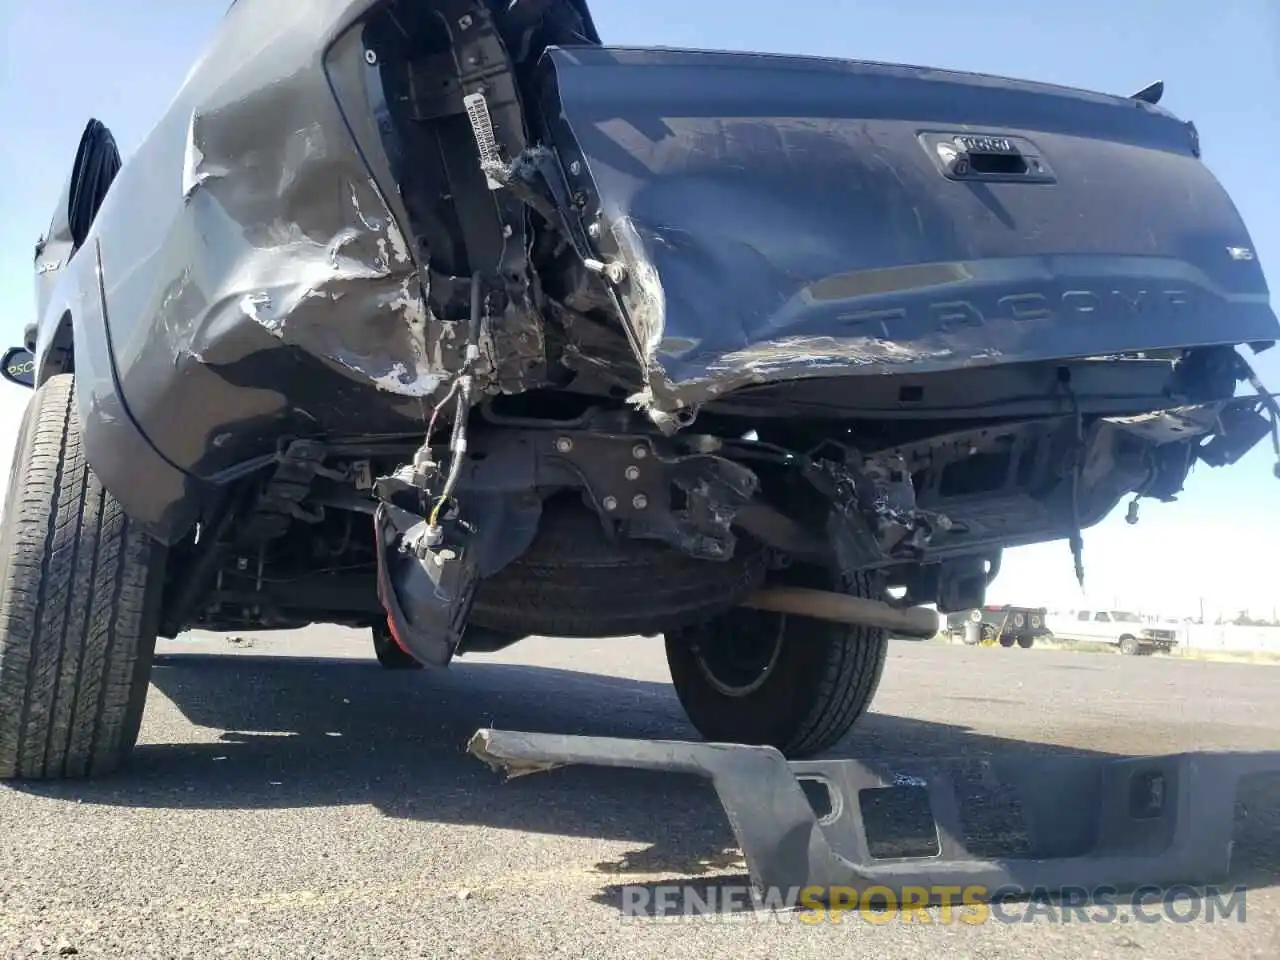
left=468, top=729, right=1278, bottom=905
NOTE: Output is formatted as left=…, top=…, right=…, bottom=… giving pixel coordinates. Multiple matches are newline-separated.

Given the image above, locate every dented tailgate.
left=537, top=47, right=1279, bottom=413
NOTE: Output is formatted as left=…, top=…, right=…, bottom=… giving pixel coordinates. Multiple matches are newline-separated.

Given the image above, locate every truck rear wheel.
left=664, top=568, right=888, bottom=759
left=0, top=375, right=167, bottom=780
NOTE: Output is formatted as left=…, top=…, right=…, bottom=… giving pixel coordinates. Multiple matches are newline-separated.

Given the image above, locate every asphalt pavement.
left=1, top=631, right=1277, bottom=959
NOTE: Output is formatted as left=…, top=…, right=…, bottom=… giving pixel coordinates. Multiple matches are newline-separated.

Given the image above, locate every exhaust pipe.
left=739, top=586, right=939, bottom=639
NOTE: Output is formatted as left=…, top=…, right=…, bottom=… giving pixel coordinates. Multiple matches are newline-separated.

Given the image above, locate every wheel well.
left=39, top=311, right=75, bottom=383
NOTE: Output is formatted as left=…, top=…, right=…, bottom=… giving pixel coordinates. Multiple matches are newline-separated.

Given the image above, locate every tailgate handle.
left=937, top=135, right=1038, bottom=180
left=950, top=136, right=1025, bottom=176
left=961, top=149, right=1027, bottom=176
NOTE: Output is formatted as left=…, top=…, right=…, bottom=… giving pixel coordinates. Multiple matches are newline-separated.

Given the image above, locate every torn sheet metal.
left=82, top=1, right=479, bottom=481
left=537, top=46, right=1279, bottom=416
left=469, top=729, right=1280, bottom=905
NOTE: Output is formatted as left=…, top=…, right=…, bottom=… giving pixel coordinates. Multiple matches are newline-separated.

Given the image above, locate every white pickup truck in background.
left=1045, top=609, right=1180, bottom=655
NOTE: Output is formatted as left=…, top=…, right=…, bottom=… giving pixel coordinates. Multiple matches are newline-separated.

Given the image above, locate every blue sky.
left=0, top=0, right=1276, bottom=616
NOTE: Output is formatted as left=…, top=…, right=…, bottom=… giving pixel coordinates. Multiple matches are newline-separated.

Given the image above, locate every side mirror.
left=1, top=347, right=35, bottom=388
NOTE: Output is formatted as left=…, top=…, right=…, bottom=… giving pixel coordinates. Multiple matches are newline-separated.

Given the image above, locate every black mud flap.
left=467, top=729, right=1279, bottom=905
left=373, top=501, right=478, bottom=667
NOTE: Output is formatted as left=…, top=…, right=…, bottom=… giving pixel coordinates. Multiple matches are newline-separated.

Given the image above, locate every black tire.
left=372, top=619, right=423, bottom=670
left=469, top=497, right=767, bottom=638
left=664, top=567, right=888, bottom=759
left=1119, top=635, right=1140, bottom=656
left=998, top=632, right=1016, bottom=648
left=0, top=375, right=167, bottom=780
left=1017, top=635, right=1035, bottom=649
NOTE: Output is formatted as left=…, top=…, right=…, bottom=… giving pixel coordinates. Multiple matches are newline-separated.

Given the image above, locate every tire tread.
left=0, top=375, right=163, bottom=780
left=470, top=501, right=767, bottom=637
left=665, top=568, right=888, bottom=759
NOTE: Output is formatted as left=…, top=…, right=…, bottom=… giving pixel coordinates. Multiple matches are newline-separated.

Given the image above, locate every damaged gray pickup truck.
left=1, top=0, right=1278, bottom=786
